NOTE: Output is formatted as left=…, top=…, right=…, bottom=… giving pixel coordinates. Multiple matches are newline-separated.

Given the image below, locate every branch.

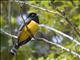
left=0, top=29, right=17, bottom=39
left=0, top=25, right=80, bottom=46
left=0, top=29, right=80, bottom=58
left=40, top=24, right=80, bottom=45
left=37, top=38, right=80, bottom=59
left=52, top=7, right=80, bottom=37
left=15, top=1, right=63, bottom=17
left=15, top=1, right=80, bottom=37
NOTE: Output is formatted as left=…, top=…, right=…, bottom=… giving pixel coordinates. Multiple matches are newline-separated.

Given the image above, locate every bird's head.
left=27, top=13, right=39, bottom=24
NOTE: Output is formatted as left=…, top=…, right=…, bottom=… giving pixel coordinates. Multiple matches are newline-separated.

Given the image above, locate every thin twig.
left=53, top=7, right=80, bottom=37
left=37, top=38, right=80, bottom=59
left=0, top=29, right=80, bottom=58
left=40, top=24, right=80, bottom=45
left=20, top=6, right=34, bottom=38
left=15, top=1, right=63, bottom=17
left=0, top=29, right=17, bottom=38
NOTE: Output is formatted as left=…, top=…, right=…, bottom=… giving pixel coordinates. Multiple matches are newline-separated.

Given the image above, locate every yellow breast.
left=18, top=20, right=39, bottom=42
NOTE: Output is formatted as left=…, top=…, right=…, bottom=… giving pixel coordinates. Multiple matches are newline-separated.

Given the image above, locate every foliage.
left=0, top=0, right=80, bottom=60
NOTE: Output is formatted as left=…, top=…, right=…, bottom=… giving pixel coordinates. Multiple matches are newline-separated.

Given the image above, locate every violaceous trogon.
left=10, top=13, right=39, bottom=55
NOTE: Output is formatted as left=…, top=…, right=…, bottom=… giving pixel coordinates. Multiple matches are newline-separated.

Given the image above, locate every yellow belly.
left=18, top=20, right=39, bottom=42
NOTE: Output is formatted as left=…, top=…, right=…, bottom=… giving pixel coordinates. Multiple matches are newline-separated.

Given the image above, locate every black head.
left=27, top=13, right=39, bottom=24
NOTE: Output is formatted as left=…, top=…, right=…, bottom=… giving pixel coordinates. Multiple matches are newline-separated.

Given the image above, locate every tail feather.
left=10, top=37, right=31, bottom=55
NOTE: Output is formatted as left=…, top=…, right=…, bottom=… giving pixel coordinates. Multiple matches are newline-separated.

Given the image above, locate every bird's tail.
left=10, top=43, right=19, bottom=56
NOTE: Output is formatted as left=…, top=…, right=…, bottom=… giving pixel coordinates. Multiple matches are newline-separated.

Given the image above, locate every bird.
left=10, top=12, right=39, bottom=55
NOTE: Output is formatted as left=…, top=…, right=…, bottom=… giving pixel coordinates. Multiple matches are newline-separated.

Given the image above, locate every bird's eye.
left=32, top=14, right=34, bottom=16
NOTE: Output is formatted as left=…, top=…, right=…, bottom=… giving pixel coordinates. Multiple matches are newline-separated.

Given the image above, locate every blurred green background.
left=0, top=0, right=80, bottom=60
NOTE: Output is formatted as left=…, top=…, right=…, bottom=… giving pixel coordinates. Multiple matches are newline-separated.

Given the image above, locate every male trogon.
left=10, top=13, right=39, bottom=55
